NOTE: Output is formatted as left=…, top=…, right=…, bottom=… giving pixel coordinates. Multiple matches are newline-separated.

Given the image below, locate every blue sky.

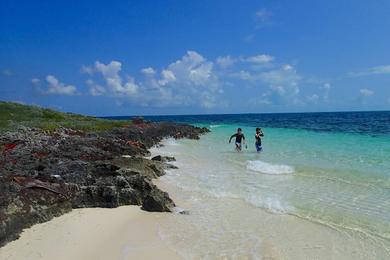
left=1, top=0, right=390, bottom=116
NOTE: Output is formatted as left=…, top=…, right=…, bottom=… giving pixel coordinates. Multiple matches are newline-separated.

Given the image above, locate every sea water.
left=119, top=112, right=390, bottom=258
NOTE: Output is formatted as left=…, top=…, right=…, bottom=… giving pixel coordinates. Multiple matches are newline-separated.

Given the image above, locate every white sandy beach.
left=0, top=206, right=179, bottom=260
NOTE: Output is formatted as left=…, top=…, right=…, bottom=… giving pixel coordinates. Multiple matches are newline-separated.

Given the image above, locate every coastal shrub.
left=0, top=101, right=131, bottom=132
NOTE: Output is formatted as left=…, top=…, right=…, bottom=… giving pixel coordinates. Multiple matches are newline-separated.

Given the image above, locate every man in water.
left=255, top=127, right=264, bottom=152
left=229, top=128, right=247, bottom=151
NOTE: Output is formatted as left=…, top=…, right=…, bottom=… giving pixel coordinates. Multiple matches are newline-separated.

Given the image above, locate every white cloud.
left=31, top=78, right=41, bottom=86
left=81, top=65, right=94, bottom=75
left=349, top=65, right=390, bottom=77
left=152, top=51, right=220, bottom=107
left=244, top=54, right=274, bottom=64
left=259, top=65, right=300, bottom=93
left=141, top=67, right=156, bottom=75
left=80, top=51, right=326, bottom=109
left=45, top=75, right=77, bottom=95
left=86, top=79, right=106, bottom=96
left=359, top=88, right=374, bottom=96
left=219, top=54, right=275, bottom=72
left=230, top=70, right=253, bottom=80
left=249, top=92, right=273, bottom=106
left=216, top=56, right=236, bottom=68
left=165, top=50, right=214, bottom=86
left=227, top=60, right=302, bottom=105
left=94, top=61, right=139, bottom=97
left=82, top=51, right=222, bottom=108
left=158, top=69, right=176, bottom=86
left=256, top=64, right=302, bottom=105
left=123, top=76, right=139, bottom=95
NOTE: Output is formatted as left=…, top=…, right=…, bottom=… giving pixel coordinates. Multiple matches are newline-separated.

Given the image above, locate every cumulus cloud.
left=86, top=79, right=106, bottom=96
left=80, top=51, right=325, bottom=109
left=165, top=50, right=214, bottom=86
left=158, top=69, right=176, bottom=86
left=258, top=64, right=301, bottom=96
left=83, top=51, right=222, bottom=108
left=349, top=65, right=390, bottom=77
left=227, top=58, right=303, bottom=105
left=359, top=88, right=374, bottom=96
left=44, top=75, right=77, bottom=95
left=152, top=51, right=220, bottom=107
left=89, top=60, right=139, bottom=97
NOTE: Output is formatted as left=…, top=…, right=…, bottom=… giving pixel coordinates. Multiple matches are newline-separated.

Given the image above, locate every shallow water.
left=108, top=111, right=390, bottom=258
left=144, top=114, right=390, bottom=259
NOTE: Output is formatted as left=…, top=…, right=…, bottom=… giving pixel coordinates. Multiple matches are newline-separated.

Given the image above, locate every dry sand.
left=0, top=206, right=180, bottom=260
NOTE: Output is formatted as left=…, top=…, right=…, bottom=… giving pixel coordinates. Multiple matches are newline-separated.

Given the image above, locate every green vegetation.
left=0, top=101, right=131, bottom=132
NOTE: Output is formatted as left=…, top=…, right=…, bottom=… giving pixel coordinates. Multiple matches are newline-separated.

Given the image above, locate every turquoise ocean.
left=112, top=111, right=390, bottom=258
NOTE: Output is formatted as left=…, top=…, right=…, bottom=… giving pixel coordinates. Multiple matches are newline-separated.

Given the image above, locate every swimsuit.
left=231, top=133, right=245, bottom=144
left=255, top=143, right=262, bottom=152
left=230, top=133, right=245, bottom=150
left=255, top=134, right=262, bottom=152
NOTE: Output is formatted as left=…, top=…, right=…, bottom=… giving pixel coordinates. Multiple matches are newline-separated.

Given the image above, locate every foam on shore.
left=246, top=160, right=294, bottom=174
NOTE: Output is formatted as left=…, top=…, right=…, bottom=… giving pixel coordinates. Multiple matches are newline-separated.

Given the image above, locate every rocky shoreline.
left=0, top=120, right=209, bottom=247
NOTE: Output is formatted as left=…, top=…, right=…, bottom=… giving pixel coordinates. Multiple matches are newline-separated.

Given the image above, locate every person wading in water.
left=229, top=128, right=247, bottom=151
left=254, top=127, right=264, bottom=152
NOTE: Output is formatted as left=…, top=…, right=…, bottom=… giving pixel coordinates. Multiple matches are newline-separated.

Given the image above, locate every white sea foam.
left=210, top=124, right=221, bottom=128
left=246, top=195, right=293, bottom=214
left=246, top=160, right=294, bottom=174
left=164, top=138, right=180, bottom=146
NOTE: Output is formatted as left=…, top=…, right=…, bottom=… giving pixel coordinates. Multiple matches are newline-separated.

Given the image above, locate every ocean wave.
left=246, top=160, right=294, bottom=174
left=209, top=124, right=222, bottom=128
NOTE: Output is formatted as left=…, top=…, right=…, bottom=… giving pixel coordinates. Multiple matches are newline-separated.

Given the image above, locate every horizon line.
left=99, top=109, right=390, bottom=118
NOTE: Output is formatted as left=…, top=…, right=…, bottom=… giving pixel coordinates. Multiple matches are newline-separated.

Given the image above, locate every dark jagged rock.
left=151, top=155, right=176, bottom=162
left=141, top=189, right=175, bottom=212
left=0, top=121, right=209, bottom=247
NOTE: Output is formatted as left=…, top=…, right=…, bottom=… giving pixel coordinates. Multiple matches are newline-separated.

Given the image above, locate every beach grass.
left=0, top=101, right=131, bottom=132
